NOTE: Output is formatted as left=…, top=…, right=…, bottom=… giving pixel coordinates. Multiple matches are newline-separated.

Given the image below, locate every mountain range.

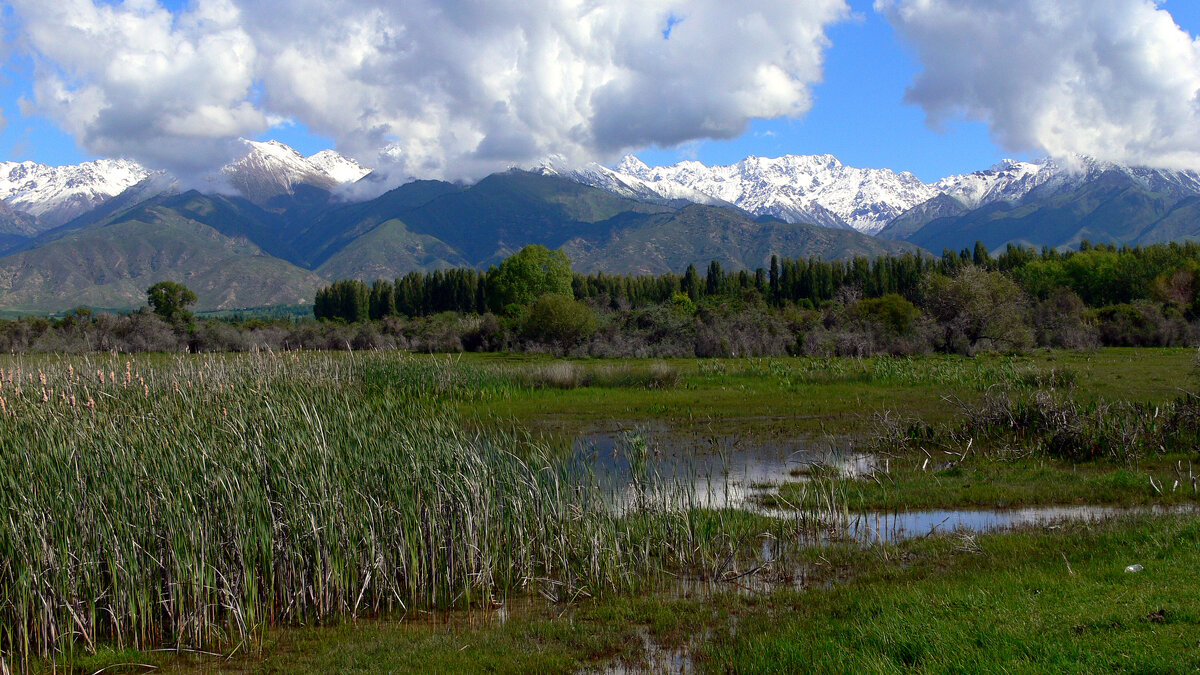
left=2, top=141, right=1199, bottom=313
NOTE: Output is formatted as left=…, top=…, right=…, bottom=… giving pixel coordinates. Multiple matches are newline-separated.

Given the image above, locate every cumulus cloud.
left=9, top=0, right=849, bottom=181
left=10, top=0, right=265, bottom=179
left=878, top=0, right=1200, bottom=170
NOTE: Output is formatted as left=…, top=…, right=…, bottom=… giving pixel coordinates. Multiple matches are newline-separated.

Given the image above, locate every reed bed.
left=0, top=352, right=724, bottom=668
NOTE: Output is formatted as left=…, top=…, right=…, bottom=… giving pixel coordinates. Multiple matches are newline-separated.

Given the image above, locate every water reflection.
left=568, top=424, right=1198, bottom=546
left=840, top=504, right=1196, bottom=544
left=567, top=424, right=873, bottom=512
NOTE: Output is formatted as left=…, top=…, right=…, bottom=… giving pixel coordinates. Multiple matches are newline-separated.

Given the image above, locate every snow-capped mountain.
left=0, top=141, right=373, bottom=233
left=863, top=155, right=1200, bottom=241
left=307, top=149, right=372, bottom=184
left=603, top=154, right=943, bottom=234
left=221, top=140, right=371, bottom=204
left=936, top=155, right=1200, bottom=210
left=0, top=158, right=153, bottom=229
left=537, top=156, right=735, bottom=209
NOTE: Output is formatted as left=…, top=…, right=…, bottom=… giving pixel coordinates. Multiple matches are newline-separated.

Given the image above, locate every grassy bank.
left=448, top=348, right=1193, bottom=437
left=70, top=514, right=1200, bottom=673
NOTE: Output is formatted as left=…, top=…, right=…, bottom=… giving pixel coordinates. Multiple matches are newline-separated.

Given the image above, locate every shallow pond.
left=839, top=503, right=1198, bottom=544
left=567, top=423, right=874, bottom=512
left=568, top=424, right=1198, bottom=546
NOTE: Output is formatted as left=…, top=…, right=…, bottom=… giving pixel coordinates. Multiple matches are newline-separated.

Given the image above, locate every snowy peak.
left=606, top=154, right=942, bottom=233
left=933, top=154, right=1200, bottom=211
left=308, top=150, right=371, bottom=184
left=0, top=141, right=375, bottom=233
left=555, top=160, right=734, bottom=208
left=0, top=158, right=153, bottom=228
left=221, top=140, right=373, bottom=203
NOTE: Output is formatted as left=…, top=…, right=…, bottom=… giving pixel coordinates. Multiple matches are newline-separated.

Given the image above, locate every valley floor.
left=17, top=348, right=1200, bottom=673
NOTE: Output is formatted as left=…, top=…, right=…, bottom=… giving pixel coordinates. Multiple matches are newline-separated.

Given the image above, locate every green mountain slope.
left=293, top=179, right=463, bottom=268
left=0, top=169, right=924, bottom=312
left=316, top=219, right=470, bottom=280
left=903, top=171, right=1179, bottom=252
left=1134, top=196, right=1200, bottom=245
left=393, top=171, right=671, bottom=264
left=0, top=207, right=323, bottom=312
left=564, top=204, right=916, bottom=274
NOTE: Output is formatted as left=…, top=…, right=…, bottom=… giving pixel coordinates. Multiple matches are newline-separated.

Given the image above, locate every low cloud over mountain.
left=10, top=0, right=850, bottom=182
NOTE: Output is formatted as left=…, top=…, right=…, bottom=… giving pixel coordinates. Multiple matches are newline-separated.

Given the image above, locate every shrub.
left=1095, top=301, right=1191, bottom=347
left=852, top=294, right=920, bottom=334
left=523, top=294, right=597, bottom=354
left=1033, top=288, right=1099, bottom=350
left=922, top=266, right=1033, bottom=354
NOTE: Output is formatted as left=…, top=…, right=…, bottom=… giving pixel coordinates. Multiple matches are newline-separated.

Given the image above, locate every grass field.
left=3, top=347, right=1198, bottom=672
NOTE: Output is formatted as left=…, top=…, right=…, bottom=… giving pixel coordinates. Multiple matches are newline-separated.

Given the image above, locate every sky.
left=2, top=0, right=1200, bottom=183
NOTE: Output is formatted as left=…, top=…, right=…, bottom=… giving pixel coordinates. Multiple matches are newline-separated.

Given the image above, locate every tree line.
left=316, top=240, right=1200, bottom=322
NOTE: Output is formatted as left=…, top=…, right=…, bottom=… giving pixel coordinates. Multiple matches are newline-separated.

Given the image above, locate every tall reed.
left=0, top=352, right=708, bottom=667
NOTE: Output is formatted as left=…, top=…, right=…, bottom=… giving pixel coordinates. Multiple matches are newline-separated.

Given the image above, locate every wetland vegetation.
left=1, top=347, right=1197, bottom=672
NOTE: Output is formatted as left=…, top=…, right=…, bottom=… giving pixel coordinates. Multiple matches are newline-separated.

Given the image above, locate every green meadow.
left=3, top=348, right=1197, bottom=673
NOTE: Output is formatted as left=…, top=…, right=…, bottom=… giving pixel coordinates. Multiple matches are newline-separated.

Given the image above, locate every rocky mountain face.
left=881, top=156, right=1200, bottom=251
left=0, top=141, right=371, bottom=234
left=592, top=154, right=944, bottom=234
left=0, top=158, right=153, bottom=231
left=220, top=140, right=370, bottom=204
left=580, top=152, right=1200, bottom=251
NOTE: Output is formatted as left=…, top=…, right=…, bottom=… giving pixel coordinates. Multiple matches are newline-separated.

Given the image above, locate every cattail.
left=41, top=388, right=48, bottom=403
left=144, top=383, right=150, bottom=397
left=39, top=371, right=46, bottom=386
left=86, top=397, right=95, bottom=410
left=0, top=396, right=6, bottom=414
left=98, top=370, right=105, bottom=385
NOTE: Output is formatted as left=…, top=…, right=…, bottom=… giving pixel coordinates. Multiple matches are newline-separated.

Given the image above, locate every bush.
left=852, top=294, right=920, bottom=334
left=1095, top=301, right=1192, bottom=347
left=1033, top=288, right=1099, bottom=350
left=522, top=295, right=597, bottom=354
left=922, top=266, right=1033, bottom=354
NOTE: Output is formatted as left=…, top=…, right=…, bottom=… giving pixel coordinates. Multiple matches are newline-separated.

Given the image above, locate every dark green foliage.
left=852, top=294, right=919, bottom=334
left=369, top=280, right=397, bottom=320
left=315, top=280, right=369, bottom=322
left=522, top=294, right=598, bottom=353
left=486, top=245, right=574, bottom=315
left=146, top=281, right=197, bottom=325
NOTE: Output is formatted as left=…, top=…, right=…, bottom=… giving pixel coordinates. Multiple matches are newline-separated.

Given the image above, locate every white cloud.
left=878, top=0, right=1200, bottom=170
left=0, top=108, right=6, bottom=134
left=10, top=0, right=266, bottom=178
left=9, top=0, right=849, bottom=181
